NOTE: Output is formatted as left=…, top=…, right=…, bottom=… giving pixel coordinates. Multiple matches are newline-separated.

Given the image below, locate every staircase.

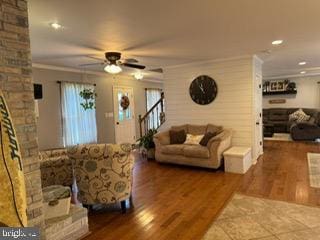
left=139, top=92, right=165, bottom=137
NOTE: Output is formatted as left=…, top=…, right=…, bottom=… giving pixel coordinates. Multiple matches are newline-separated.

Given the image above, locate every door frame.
left=112, top=85, right=136, bottom=143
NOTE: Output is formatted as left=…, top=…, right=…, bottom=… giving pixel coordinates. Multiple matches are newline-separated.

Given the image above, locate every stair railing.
left=139, top=92, right=165, bottom=137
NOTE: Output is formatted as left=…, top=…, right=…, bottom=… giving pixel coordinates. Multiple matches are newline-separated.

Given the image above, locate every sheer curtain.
left=146, top=88, right=162, bottom=130
left=61, top=82, right=97, bottom=147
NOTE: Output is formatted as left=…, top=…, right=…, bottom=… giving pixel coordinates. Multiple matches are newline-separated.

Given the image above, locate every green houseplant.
left=138, top=129, right=157, bottom=159
left=79, top=88, right=97, bottom=110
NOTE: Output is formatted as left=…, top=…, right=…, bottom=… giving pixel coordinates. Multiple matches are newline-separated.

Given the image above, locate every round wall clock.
left=189, top=75, right=218, bottom=105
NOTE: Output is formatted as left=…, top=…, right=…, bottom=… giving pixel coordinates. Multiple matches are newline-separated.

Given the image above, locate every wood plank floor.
left=84, top=141, right=320, bottom=240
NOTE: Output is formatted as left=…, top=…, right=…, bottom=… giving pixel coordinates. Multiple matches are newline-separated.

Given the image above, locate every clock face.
left=189, top=75, right=217, bottom=105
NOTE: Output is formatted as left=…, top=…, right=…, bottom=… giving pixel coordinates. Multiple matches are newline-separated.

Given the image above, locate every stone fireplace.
left=1, top=2, right=89, bottom=239
left=0, top=0, right=44, bottom=229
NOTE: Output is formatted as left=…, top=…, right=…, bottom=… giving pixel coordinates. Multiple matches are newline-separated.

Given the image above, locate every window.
left=61, top=82, right=97, bottom=147
left=145, top=88, right=162, bottom=129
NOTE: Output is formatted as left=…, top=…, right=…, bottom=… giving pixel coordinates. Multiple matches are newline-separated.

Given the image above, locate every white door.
left=113, top=86, right=136, bottom=144
left=254, top=74, right=263, bottom=161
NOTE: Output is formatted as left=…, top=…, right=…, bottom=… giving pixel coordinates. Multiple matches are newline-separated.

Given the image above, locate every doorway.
left=113, top=86, right=136, bottom=144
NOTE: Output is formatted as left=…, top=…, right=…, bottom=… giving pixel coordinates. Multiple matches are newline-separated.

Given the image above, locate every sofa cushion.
left=289, top=109, right=310, bottom=123
left=187, top=124, right=207, bottom=135
left=184, top=134, right=204, bottom=145
left=183, top=145, right=210, bottom=158
left=269, top=109, right=289, bottom=121
left=206, top=124, right=223, bottom=135
left=162, top=144, right=185, bottom=155
left=199, top=132, right=216, bottom=146
left=169, top=129, right=186, bottom=144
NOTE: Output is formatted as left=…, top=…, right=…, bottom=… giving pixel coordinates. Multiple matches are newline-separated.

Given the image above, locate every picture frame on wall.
left=270, top=81, right=278, bottom=92
left=277, top=81, right=285, bottom=91
left=269, top=80, right=285, bottom=92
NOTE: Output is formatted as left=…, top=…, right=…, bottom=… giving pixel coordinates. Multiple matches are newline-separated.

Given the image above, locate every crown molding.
left=164, top=54, right=253, bottom=70
left=32, top=63, right=163, bottom=84
left=263, top=72, right=320, bottom=80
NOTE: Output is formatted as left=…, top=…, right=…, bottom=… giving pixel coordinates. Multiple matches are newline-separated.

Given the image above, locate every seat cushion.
left=183, top=145, right=210, bottom=158
left=187, top=124, right=207, bottom=135
left=162, top=144, right=185, bottom=155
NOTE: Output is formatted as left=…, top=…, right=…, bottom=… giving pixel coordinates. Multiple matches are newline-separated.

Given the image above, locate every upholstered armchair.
left=67, top=143, right=134, bottom=212
left=40, top=148, right=73, bottom=188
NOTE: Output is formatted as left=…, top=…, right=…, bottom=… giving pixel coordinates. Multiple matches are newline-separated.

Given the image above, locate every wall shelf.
left=263, top=90, right=297, bottom=96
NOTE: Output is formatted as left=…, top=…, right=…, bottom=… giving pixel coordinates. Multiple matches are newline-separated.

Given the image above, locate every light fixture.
left=104, top=64, right=122, bottom=74
left=272, top=40, right=283, bottom=45
left=299, top=61, right=307, bottom=65
left=300, top=71, right=306, bottom=74
left=133, top=72, right=144, bottom=80
left=50, top=22, right=62, bottom=30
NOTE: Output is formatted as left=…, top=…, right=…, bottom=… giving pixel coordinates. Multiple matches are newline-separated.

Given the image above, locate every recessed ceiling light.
left=272, top=40, right=283, bottom=45
left=300, top=71, right=306, bottom=74
left=50, top=22, right=62, bottom=30
left=299, top=61, right=307, bottom=65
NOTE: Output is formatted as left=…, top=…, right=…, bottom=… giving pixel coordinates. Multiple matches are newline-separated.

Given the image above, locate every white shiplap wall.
left=163, top=56, right=256, bottom=149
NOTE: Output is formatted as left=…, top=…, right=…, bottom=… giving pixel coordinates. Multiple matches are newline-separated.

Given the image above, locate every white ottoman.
left=223, top=147, right=252, bottom=174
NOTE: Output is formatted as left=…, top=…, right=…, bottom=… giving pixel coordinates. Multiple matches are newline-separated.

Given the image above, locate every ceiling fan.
left=80, top=51, right=152, bottom=74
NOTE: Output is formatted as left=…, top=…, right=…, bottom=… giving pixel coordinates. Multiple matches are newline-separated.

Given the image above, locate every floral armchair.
left=40, top=148, right=73, bottom=188
left=67, top=143, right=134, bottom=212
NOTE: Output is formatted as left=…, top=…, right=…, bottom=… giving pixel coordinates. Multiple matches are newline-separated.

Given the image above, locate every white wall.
left=33, top=67, right=163, bottom=150
left=163, top=56, right=260, bottom=156
left=263, top=76, right=320, bottom=109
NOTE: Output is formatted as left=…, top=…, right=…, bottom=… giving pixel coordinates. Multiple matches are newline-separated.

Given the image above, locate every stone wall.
left=0, top=0, right=44, bottom=229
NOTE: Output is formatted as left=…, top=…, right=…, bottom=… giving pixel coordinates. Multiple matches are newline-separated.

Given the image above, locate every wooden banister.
left=139, top=92, right=165, bottom=138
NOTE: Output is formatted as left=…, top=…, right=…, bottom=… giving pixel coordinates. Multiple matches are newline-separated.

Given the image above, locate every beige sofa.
left=153, top=124, right=232, bottom=169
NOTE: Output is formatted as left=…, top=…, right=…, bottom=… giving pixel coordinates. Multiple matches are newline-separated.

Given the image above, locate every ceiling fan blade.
left=86, top=55, right=106, bottom=62
left=149, top=68, right=164, bottom=73
left=124, top=58, right=139, bottom=63
left=122, top=62, right=146, bottom=69
left=79, top=62, right=104, bottom=67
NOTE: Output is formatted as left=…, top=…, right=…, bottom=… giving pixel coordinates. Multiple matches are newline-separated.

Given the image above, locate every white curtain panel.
left=61, top=82, right=97, bottom=147
left=146, top=89, right=161, bottom=130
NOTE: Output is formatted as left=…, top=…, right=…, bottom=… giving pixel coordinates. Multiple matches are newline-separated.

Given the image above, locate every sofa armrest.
left=153, top=130, right=170, bottom=145
left=208, top=129, right=232, bottom=168
left=207, top=129, right=232, bottom=148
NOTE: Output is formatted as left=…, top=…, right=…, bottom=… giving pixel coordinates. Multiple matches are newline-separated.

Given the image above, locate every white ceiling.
left=28, top=0, right=320, bottom=79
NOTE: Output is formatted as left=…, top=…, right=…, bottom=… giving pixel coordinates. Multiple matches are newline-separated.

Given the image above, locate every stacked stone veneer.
left=45, top=205, right=89, bottom=240
left=0, top=0, right=44, bottom=229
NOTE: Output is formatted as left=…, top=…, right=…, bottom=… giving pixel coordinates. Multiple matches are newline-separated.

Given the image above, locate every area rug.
left=264, top=133, right=292, bottom=142
left=307, top=153, right=320, bottom=188
left=203, top=194, right=320, bottom=240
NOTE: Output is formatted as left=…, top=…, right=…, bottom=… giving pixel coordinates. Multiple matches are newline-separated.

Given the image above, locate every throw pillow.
left=199, top=132, right=216, bottom=146
left=184, top=134, right=204, bottom=145
left=289, top=109, right=310, bottom=123
left=169, top=130, right=186, bottom=144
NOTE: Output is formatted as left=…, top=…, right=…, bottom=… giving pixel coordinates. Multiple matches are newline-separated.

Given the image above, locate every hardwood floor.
left=84, top=141, right=320, bottom=240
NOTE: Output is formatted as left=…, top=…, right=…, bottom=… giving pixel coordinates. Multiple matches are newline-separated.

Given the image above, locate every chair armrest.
left=153, top=130, right=170, bottom=145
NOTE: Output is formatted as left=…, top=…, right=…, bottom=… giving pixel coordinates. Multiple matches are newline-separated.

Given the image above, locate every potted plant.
left=79, top=88, right=97, bottom=110
left=138, top=129, right=157, bottom=159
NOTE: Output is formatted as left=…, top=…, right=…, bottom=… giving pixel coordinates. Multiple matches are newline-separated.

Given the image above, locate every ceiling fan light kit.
left=134, top=72, right=144, bottom=80
left=104, top=64, right=122, bottom=74
left=80, top=51, right=162, bottom=76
